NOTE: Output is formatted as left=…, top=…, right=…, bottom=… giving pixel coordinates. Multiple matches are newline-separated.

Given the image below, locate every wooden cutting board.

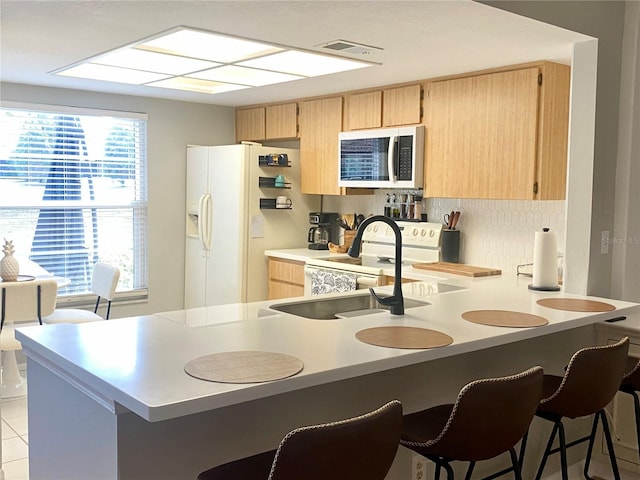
left=412, top=262, right=501, bottom=277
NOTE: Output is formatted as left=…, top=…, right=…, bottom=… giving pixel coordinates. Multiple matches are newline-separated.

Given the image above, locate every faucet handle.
left=369, top=288, right=395, bottom=306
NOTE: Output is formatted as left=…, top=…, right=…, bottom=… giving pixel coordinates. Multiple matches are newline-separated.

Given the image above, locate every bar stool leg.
left=588, top=410, right=621, bottom=480
left=535, top=422, right=560, bottom=480
left=632, top=391, right=640, bottom=465
left=509, top=447, right=523, bottom=480
left=464, top=461, right=475, bottom=480
left=557, top=421, right=569, bottom=480
left=518, top=430, right=529, bottom=470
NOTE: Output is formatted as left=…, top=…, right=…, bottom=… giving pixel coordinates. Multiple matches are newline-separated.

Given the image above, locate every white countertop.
left=265, top=247, right=350, bottom=262
left=16, top=275, right=640, bottom=423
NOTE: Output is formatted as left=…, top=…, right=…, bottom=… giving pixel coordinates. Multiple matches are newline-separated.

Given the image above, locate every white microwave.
left=338, top=125, right=424, bottom=188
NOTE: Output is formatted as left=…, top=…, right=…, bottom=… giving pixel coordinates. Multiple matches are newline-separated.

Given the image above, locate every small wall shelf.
left=260, top=198, right=292, bottom=210
left=259, top=177, right=291, bottom=189
left=258, top=155, right=291, bottom=167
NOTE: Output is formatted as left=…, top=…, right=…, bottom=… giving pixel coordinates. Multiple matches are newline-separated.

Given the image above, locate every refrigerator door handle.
left=198, top=194, right=212, bottom=254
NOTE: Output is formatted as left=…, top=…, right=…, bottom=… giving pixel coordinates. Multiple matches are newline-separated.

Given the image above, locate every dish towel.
left=311, top=269, right=357, bottom=295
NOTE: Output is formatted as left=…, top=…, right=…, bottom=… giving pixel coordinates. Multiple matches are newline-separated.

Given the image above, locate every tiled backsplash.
left=323, top=191, right=566, bottom=276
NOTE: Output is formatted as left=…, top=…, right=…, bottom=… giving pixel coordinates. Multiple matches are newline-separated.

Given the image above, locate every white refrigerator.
left=185, top=143, right=319, bottom=308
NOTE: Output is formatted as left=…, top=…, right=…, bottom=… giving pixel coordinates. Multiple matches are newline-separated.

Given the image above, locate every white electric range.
left=304, top=220, right=443, bottom=295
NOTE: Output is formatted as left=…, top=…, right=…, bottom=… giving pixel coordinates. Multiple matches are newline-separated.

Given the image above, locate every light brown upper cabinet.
left=235, top=103, right=298, bottom=142
left=235, top=107, right=265, bottom=142
left=382, top=84, right=422, bottom=126
left=347, top=91, right=382, bottom=130
left=299, top=97, right=344, bottom=195
left=346, top=85, right=422, bottom=130
left=424, top=62, right=570, bottom=200
left=265, top=103, right=298, bottom=139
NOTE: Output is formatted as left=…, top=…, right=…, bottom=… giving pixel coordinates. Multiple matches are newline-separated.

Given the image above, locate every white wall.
left=612, top=2, right=640, bottom=301
left=1, top=82, right=235, bottom=317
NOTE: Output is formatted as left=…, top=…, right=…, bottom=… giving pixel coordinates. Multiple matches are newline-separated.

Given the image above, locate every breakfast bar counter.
left=16, top=276, right=640, bottom=479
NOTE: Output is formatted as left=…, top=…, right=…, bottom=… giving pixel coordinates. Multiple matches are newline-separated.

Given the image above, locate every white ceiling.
left=0, top=1, right=592, bottom=107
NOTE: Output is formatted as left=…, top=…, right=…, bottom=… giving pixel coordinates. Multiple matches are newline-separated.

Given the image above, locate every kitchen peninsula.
left=16, top=274, right=639, bottom=480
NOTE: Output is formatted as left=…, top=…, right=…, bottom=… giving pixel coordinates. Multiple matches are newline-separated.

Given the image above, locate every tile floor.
left=1, top=395, right=29, bottom=479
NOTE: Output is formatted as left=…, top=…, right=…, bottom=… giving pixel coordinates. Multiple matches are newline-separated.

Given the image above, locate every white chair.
left=0, top=278, right=58, bottom=397
left=43, top=262, right=120, bottom=324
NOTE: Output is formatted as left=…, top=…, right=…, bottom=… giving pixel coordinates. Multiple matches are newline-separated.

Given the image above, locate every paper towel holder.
left=528, top=227, right=561, bottom=292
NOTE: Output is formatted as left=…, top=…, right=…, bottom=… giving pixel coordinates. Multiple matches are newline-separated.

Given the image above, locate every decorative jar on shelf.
left=1, top=238, right=20, bottom=282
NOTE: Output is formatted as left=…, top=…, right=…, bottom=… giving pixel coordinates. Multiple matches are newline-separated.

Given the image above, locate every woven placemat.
left=537, top=298, right=616, bottom=312
left=356, top=326, right=453, bottom=349
left=462, top=310, right=549, bottom=328
left=185, top=351, right=303, bottom=384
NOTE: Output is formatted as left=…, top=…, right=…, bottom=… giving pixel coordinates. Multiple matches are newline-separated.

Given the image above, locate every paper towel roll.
left=532, top=228, right=558, bottom=289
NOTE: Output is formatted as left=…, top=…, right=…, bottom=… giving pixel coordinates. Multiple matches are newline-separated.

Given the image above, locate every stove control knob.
left=420, top=229, right=427, bottom=237
left=429, top=229, right=435, bottom=237
left=412, top=228, right=419, bottom=236
left=372, top=225, right=379, bottom=233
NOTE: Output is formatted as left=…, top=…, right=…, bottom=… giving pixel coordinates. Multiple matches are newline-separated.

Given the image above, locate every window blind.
left=0, top=104, right=148, bottom=298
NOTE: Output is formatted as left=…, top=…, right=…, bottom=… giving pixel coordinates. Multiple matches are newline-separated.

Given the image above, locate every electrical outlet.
left=601, top=230, right=610, bottom=254
left=411, top=454, right=425, bottom=480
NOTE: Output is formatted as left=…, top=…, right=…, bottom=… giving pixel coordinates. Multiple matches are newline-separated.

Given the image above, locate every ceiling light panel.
left=57, top=64, right=170, bottom=85
left=137, top=30, right=284, bottom=63
left=53, top=27, right=377, bottom=96
left=94, top=49, right=220, bottom=75
left=148, top=77, right=249, bottom=94
left=238, top=50, right=371, bottom=77
left=189, top=65, right=303, bottom=86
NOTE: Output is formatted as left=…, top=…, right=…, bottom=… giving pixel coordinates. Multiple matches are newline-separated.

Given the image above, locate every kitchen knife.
left=450, top=211, right=461, bottom=230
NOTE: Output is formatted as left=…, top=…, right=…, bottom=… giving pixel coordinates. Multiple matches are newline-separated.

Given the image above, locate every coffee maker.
left=308, top=212, right=339, bottom=250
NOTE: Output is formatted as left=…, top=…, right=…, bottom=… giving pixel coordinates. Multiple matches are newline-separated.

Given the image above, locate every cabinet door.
left=347, top=91, right=382, bottom=130
left=382, top=84, right=422, bottom=126
left=236, top=108, right=265, bottom=142
left=299, top=97, right=344, bottom=195
left=266, top=103, right=298, bottom=139
left=425, top=68, right=540, bottom=199
left=268, top=258, right=305, bottom=300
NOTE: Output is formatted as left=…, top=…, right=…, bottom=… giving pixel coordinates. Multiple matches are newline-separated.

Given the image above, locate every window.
left=0, top=103, right=148, bottom=300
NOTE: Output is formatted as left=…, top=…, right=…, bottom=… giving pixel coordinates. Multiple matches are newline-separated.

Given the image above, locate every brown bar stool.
left=400, top=366, right=544, bottom=480
left=197, top=400, right=402, bottom=480
left=620, top=355, right=640, bottom=464
left=529, top=337, right=629, bottom=480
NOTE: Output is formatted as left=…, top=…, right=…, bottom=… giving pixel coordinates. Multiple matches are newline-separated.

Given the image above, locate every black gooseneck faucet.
left=347, top=215, right=404, bottom=315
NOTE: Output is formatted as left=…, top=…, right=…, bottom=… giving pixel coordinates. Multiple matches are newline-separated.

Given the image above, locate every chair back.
left=92, top=262, right=120, bottom=300
left=540, top=337, right=630, bottom=418
left=412, top=366, right=544, bottom=462
left=1, top=279, right=58, bottom=327
left=267, top=400, right=402, bottom=480
left=622, top=356, right=640, bottom=391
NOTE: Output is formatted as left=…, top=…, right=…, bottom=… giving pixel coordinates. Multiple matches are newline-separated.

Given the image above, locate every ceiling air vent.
left=319, top=40, right=382, bottom=55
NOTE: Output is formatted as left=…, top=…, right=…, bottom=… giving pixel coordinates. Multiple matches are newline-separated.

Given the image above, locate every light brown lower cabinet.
left=594, top=323, right=640, bottom=471
left=268, top=257, right=305, bottom=300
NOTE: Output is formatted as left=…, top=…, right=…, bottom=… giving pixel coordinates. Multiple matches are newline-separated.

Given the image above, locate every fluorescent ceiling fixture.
left=94, top=49, right=220, bottom=75
left=137, top=30, right=284, bottom=64
left=56, top=63, right=170, bottom=84
left=53, top=27, right=377, bottom=96
left=148, top=77, right=249, bottom=94
left=239, top=51, right=370, bottom=77
left=189, top=65, right=303, bottom=86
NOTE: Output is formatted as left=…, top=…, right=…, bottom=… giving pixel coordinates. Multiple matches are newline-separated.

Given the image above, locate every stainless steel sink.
left=270, top=293, right=430, bottom=320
